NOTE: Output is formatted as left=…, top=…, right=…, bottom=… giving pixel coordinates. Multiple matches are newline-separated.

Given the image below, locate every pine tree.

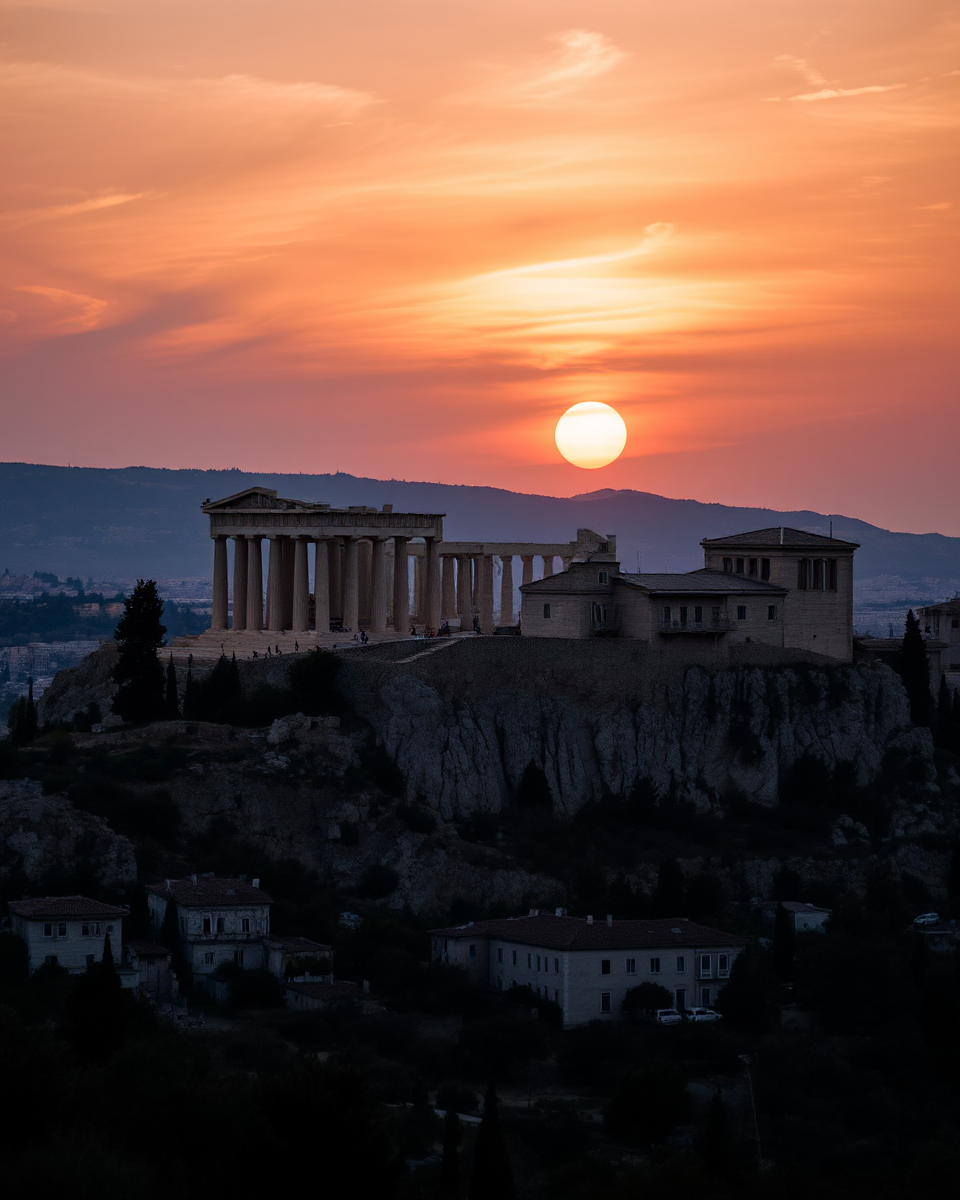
left=901, top=610, right=931, bottom=727
left=112, top=580, right=166, bottom=724
left=164, top=654, right=180, bottom=720
left=469, top=1082, right=514, bottom=1200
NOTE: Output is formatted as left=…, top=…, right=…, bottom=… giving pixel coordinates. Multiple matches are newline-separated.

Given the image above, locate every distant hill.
left=1, top=463, right=957, bottom=620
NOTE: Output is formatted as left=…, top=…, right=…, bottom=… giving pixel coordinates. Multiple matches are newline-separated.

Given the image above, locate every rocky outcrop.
left=338, top=640, right=934, bottom=819
left=37, top=643, right=120, bottom=728
left=0, top=779, right=136, bottom=889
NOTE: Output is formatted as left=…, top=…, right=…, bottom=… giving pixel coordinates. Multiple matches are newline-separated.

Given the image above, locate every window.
left=699, top=954, right=712, bottom=978
left=749, top=558, right=758, bottom=576
left=737, top=605, right=747, bottom=621
left=649, top=957, right=661, bottom=973
left=813, top=559, right=823, bottom=589
left=676, top=988, right=686, bottom=1013
left=694, top=606, right=702, bottom=624
left=204, top=952, right=215, bottom=965
left=512, top=949, right=517, bottom=966
left=82, top=922, right=101, bottom=937
left=767, top=605, right=777, bottom=621
left=662, top=606, right=671, bottom=624
left=626, top=958, right=637, bottom=975
left=718, top=954, right=730, bottom=978
left=722, top=557, right=733, bottom=573
left=679, top=606, right=688, bottom=626
left=598, top=570, right=608, bottom=584
left=554, top=958, right=560, bottom=975
left=106, top=924, right=114, bottom=935
left=600, top=992, right=612, bottom=1014
left=797, top=558, right=810, bottom=589
left=827, top=559, right=838, bottom=591
left=600, top=959, right=611, bottom=976
left=58, top=923, right=66, bottom=938
left=497, top=947, right=504, bottom=964
left=711, top=606, right=721, bottom=625
left=43, top=923, right=53, bottom=939
left=537, top=955, right=541, bottom=971
left=543, top=604, right=551, bottom=619
left=241, top=917, right=250, bottom=933
left=202, top=916, right=212, bottom=934
left=527, top=953, right=532, bottom=969
left=676, top=956, right=685, bottom=973
left=761, top=558, right=771, bottom=581
left=701, top=986, right=712, bottom=1006
left=736, top=558, right=745, bottom=574
left=235, top=949, right=244, bottom=967
left=216, top=917, right=225, bottom=934
left=469, top=944, right=477, bottom=959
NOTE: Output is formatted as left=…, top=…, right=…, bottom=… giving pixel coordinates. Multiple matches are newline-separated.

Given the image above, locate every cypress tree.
left=440, top=1109, right=461, bottom=1200
left=112, top=580, right=166, bottom=724
left=901, top=610, right=931, bottom=727
left=164, top=654, right=180, bottom=720
left=24, top=678, right=37, bottom=743
left=101, top=930, right=120, bottom=989
left=182, top=669, right=199, bottom=720
left=934, top=674, right=952, bottom=749
left=469, top=1082, right=514, bottom=1200
left=773, top=902, right=796, bottom=982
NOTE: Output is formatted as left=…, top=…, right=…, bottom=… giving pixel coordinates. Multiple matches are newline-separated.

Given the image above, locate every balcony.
left=657, top=619, right=730, bottom=634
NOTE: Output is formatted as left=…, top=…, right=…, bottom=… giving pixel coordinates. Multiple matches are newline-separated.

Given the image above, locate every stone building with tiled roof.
left=520, top=525, right=858, bottom=661
left=9, top=895, right=129, bottom=975
left=431, top=910, right=747, bottom=1027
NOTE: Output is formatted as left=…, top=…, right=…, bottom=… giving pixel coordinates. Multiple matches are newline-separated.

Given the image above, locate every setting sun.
left=555, top=401, right=628, bottom=469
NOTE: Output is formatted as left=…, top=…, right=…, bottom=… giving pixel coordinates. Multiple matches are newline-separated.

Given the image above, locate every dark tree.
left=622, top=981, right=673, bottom=1022
left=198, top=652, right=242, bottom=722
left=163, top=654, right=180, bottom=720
left=701, top=1086, right=730, bottom=1176
left=651, top=857, right=685, bottom=917
left=935, top=674, right=953, bottom=749
left=440, top=1108, right=461, bottom=1200
left=901, top=610, right=931, bottom=727
left=469, top=1082, right=514, bottom=1200
left=111, top=580, right=166, bottom=724
left=182, top=669, right=199, bottom=720
left=715, top=944, right=780, bottom=1032
left=773, top=902, right=796, bottom=983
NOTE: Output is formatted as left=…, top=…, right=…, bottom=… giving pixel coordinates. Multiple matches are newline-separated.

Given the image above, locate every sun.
left=554, top=401, right=628, bottom=469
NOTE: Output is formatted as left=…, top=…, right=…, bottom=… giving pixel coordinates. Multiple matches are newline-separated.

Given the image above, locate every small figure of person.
left=295, top=640, right=299, bottom=652
left=360, top=630, right=368, bottom=645
left=473, top=615, right=481, bottom=634
left=252, top=650, right=258, bottom=659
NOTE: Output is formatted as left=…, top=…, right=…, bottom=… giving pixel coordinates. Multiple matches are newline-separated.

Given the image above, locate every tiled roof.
left=620, top=571, right=786, bottom=595
left=285, top=980, right=364, bottom=1001
left=9, top=896, right=129, bottom=919
left=265, top=936, right=330, bottom=954
left=146, top=876, right=272, bottom=907
left=125, top=940, right=172, bottom=957
left=431, top=913, right=746, bottom=951
left=760, top=901, right=831, bottom=915
left=521, top=564, right=614, bottom=594
left=701, top=527, right=859, bottom=549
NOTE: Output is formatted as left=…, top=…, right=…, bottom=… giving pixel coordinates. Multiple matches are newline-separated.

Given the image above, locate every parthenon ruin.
left=199, top=487, right=616, bottom=643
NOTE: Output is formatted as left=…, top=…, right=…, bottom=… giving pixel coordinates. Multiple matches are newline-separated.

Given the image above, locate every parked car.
left=688, top=1007, right=722, bottom=1023
left=654, top=1008, right=683, bottom=1025
left=913, top=913, right=940, bottom=926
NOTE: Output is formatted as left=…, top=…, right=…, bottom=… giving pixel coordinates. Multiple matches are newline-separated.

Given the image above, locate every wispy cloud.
left=775, top=56, right=828, bottom=88
left=453, top=29, right=627, bottom=106
left=918, top=201, right=951, bottom=210
left=774, top=54, right=904, bottom=103
left=485, top=223, right=673, bottom=278
left=14, top=285, right=108, bottom=333
left=1, top=191, right=147, bottom=228
left=790, top=84, right=905, bottom=103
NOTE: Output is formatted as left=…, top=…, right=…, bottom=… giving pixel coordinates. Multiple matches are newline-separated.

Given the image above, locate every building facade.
left=520, top=526, right=859, bottom=662
left=431, top=911, right=746, bottom=1027
left=8, top=895, right=128, bottom=975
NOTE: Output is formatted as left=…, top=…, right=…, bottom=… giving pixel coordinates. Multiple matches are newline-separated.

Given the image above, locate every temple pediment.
left=202, top=488, right=327, bottom=514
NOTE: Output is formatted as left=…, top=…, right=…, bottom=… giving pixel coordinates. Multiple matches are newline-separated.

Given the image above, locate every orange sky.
left=1, top=1, right=957, bottom=533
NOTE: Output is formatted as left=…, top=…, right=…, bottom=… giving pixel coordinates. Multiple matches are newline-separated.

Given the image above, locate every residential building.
left=124, top=940, right=175, bottom=1001
left=263, top=935, right=330, bottom=979
left=520, top=526, right=859, bottom=662
left=430, top=910, right=747, bottom=1027
left=8, top=895, right=129, bottom=976
left=760, top=900, right=831, bottom=933
left=146, top=875, right=271, bottom=987
left=284, top=979, right=373, bottom=1012
left=917, top=598, right=960, bottom=691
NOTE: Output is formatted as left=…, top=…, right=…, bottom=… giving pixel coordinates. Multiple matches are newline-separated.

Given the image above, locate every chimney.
left=190, top=874, right=197, bottom=885
left=606, top=914, right=613, bottom=927
left=586, top=915, right=593, bottom=924
left=164, top=879, right=171, bottom=891
left=362, top=980, right=370, bottom=993
left=252, top=877, right=260, bottom=889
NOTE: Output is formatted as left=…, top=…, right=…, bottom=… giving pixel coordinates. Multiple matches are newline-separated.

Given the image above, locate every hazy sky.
left=2, top=1, right=957, bottom=533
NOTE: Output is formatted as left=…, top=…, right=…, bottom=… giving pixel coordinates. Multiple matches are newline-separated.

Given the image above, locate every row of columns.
left=212, top=535, right=567, bottom=634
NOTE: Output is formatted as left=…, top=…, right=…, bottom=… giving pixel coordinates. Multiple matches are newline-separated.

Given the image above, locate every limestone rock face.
left=36, top=643, right=119, bottom=728
left=0, top=779, right=136, bottom=889
left=338, top=642, right=932, bottom=819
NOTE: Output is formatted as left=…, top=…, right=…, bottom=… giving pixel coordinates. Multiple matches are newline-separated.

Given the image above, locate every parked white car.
left=913, top=913, right=940, bottom=926
left=687, top=1007, right=722, bottom=1023
left=654, top=1008, right=683, bottom=1025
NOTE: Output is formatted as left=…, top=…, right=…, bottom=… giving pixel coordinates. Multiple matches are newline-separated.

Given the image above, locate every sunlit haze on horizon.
left=1, top=1, right=957, bottom=533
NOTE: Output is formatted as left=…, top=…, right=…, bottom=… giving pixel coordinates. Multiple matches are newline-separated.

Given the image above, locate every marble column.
left=471, top=555, right=482, bottom=616
left=480, top=554, right=495, bottom=632
left=341, top=538, right=359, bottom=632
left=392, top=536, right=409, bottom=632
left=457, top=554, right=471, bottom=621
left=232, top=536, right=248, bottom=630
left=541, top=554, right=554, bottom=578
left=266, top=537, right=283, bottom=632
left=280, top=538, right=295, bottom=629
left=441, top=555, right=456, bottom=620
left=212, top=536, right=229, bottom=630
left=313, top=540, right=330, bottom=634
left=414, top=554, right=425, bottom=623
left=521, top=555, right=535, bottom=586
left=358, top=539, right=373, bottom=627
left=425, top=537, right=441, bottom=631
left=246, top=536, right=264, bottom=630
left=292, top=537, right=310, bottom=632
left=328, top=539, right=343, bottom=624
left=499, top=554, right=515, bottom=625
left=370, top=538, right=387, bottom=633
